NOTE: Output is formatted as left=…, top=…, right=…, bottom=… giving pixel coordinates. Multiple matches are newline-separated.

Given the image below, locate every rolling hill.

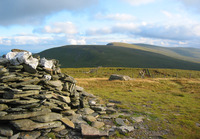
left=38, top=43, right=200, bottom=70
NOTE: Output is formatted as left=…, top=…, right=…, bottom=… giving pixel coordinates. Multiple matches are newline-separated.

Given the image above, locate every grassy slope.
left=62, top=68, right=200, bottom=138
left=38, top=45, right=200, bottom=70
left=76, top=77, right=200, bottom=138
left=110, top=42, right=200, bottom=63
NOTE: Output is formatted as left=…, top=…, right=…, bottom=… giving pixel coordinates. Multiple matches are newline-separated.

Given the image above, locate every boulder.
left=92, top=121, right=105, bottom=128
left=31, top=113, right=62, bottom=123
left=60, top=117, right=75, bottom=129
left=10, top=119, right=62, bottom=131
left=81, top=124, right=108, bottom=137
left=40, top=58, right=54, bottom=69
left=0, top=125, right=13, bottom=137
left=117, top=126, right=134, bottom=135
left=109, top=74, right=132, bottom=81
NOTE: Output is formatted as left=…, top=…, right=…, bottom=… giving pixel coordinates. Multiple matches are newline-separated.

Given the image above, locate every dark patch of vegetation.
left=38, top=44, right=200, bottom=70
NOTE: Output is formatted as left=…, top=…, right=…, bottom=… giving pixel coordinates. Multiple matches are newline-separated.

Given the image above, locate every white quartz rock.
left=40, top=58, right=54, bottom=69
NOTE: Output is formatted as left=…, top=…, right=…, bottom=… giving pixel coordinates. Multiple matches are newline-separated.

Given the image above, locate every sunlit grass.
left=75, top=77, right=200, bottom=138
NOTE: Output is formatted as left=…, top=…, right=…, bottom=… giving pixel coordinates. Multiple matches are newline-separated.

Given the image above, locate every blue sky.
left=1, top=0, right=200, bottom=55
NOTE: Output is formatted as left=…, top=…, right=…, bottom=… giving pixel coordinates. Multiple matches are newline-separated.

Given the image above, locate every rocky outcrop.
left=0, top=49, right=135, bottom=138
left=109, top=74, right=132, bottom=81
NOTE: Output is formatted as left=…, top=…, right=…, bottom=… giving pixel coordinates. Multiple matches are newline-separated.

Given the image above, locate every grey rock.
left=131, top=116, right=144, bottom=123
left=8, top=65, right=23, bottom=70
left=59, top=129, right=69, bottom=136
left=1, top=74, right=16, bottom=80
left=10, top=98, right=40, bottom=105
left=0, top=104, right=8, bottom=111
left=52, top=125, right=66, bottom=132
left=69, top=114, right=87, bottom=125
left=76, top=86, right=84, bottom=92
left=47, top=80, right=63, bottom=91
left=83, top=108, right=94, bottom=115
left=11, top=119, right=62, bottom=131
left=109, top=74, right=132, bottom=81
left=21, top=85, right=42, bottom=90
left=0, top=111, right=7, bottom=116
left=115, top=118, right=126, bottom=126
left=92, top=121, right=105, bottom=128
left=43, top=74, right=51, bottom=81
left=19, top=131, right=41, bottom=139
left=83, top=116, right=96, bottom=122
left=61, top=76, right=76, bottom=83
left=106, top=103, right=115, bottom=107
left=39, top=57, right=54, bottom=69
left=3, top=90, right=40, bottom=99
left=81, top=124, right=108, bottom=137
left=52, top=93, right=71, bottom=104
left=117, top=126, right=134, bottom=134
left=2, top=76, right=23, bottom=83
left=0, top=58, right=9, bottom=65
left=10, top=133, right=20, bottom=139
left=91, top=106, right=105, bottom=112
left=82, top=91, right=95, bottom=97
left=10, top=79, right=40, bottom=88
left=6, top=108, right=26, bottom=112
left=0, top=108, right=51, bottom=120
left=49, top=99, right=70, bottom=110
left=0, top=125, right=13, bottom=137
left=0, top=67, right=8, bottom=75
left=31, top=112, right=62, bottom=123
left=23, top=63, right=37, bottom=74
left=62, top=110, right=76, bottom=116
left=0, top=98, right=19, bottom=104
left=196, top=123, right=200, bottom=127
left=106, top=107, right=117, bottom=114
left=60, top=117, right=75, bottom=129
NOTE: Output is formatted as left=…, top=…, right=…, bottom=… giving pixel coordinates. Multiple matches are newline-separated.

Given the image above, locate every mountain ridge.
left=38, top=43, right=200, bottom=70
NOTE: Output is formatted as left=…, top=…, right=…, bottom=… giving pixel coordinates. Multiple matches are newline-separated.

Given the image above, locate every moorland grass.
left=62, top=68, right=200, bottom=138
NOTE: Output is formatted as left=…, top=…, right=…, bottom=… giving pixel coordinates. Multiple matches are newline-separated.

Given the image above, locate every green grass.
left=62, top=67, right=200, bottom=138
left=38, top=44, right=200, bottom=70
left=61, top=67, right=200, bottom=78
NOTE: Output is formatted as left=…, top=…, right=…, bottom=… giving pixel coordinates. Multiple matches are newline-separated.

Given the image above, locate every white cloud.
left=0, top=0, right=99, bottom=26
left=86, top=23, right=139, bottom=35
left=177, top=0, right=200, bottom=12
left=43, top=22, right=78, bottom=34
left=67, top=38, right=86, bottom=45
left=0, top=35, right=54, bottom=46
left=95, top=13, right=135, bottom=21
left=122, top=0, right=156, bottom=6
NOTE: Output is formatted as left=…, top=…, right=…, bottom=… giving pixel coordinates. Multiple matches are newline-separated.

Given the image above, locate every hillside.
left=108, top=42, right=200, bottom=63
left=38, top=44, right=200, bottom=70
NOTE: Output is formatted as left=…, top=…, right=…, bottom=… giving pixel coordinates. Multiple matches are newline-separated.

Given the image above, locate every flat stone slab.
left=81, top=124, right=108, bottom=137
left=21, top=85, right=42, bottom=90
left=0, top=108, right=51, bottom=120
left=0, top=125, right=13, bottom=137
left=31, top=112, right=62, bottom=123
left=115, top=118, right=126, bottom=126
left=109, top=74, right=132, bottom=81
left=92, top=121, right=105, bottom=129
left=0, top=104, right=8, bottom=111
left=117, top=126, right=134, bottom=134
left=60, top=117, right=75, bottom=129
left=3, top=90, right=40, bottom=99
left=10, top=119, right=62, bottom=131
left=19, top=131, right=41, bottom=139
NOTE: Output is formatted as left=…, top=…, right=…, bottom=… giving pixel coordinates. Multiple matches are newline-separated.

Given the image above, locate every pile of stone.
left=0, top=49, right=135, bottom=139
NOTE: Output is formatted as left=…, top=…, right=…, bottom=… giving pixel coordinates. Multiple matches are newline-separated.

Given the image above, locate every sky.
left=1, top=0, right=200, bottom=55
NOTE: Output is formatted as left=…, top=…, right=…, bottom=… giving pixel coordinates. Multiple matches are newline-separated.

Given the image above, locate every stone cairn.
left=0, top=50, right=134, bottom=139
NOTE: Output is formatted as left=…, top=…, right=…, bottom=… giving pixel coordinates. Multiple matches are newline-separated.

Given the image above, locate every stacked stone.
left=0, top=50, right=136, bottom=139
